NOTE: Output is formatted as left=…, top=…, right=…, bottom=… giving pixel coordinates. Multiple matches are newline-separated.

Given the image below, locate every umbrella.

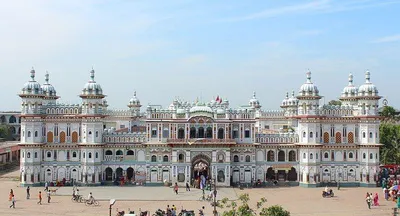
left=390, top=185, right=398, bottom=190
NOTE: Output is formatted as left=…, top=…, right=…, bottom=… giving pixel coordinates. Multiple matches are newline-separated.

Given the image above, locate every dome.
left=189, top=102, right=213, bottom=113
left=341, top=73, right=358, bottom=98
left=41, top=71, right=57, bottom=97
left=81, top=69, right=103, bottom=96
left=216, top=108, right=225, bottom=114
left=249, top=92, right=261, bottom=108
left=358, top=70, right=379, bottom=96
left=287, top=91, right=299, bottom=106
left=176, top=108, right=185, bottom=114
left=129, top=91, right=140, bottom=106
left=21, top=68, right=43, bottom=95
left=298, top=70, right=319, bottom=96
left=281, top=92, right=289, bottom=106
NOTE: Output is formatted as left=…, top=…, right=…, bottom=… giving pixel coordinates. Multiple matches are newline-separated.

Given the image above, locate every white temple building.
left=18, top=68, right=382, bottom=188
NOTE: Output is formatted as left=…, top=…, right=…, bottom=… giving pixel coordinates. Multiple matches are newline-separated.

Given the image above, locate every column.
left=275, top=170, right=279, bottom=181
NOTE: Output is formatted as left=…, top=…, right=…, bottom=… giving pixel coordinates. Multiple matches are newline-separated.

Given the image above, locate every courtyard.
left=0, top=170, right=396, bottom=216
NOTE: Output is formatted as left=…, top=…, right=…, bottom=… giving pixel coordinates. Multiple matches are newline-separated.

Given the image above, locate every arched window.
left=369, top=153, right=373, bottom=159
left=178, top=128, right=185, bottom=139
left=303, top=132, right=306, bottom=138
left=88, top=152, right=92, bottom=158
left=349, top=152, right=353, bottom=158
left=83, top=153, right=86, bottom=158
left=363, top=153, right=366, bottom=159
left=34, top=152, right=37, bottom=158
left=303, top=153, right=306, bottom=159
left=363, top=132, right=366, bottom=138
left=245, top=155, right=251, bottom=162
left=27, top=152, right=31, bottom=158
left=151, top=155, right=157, bottom=162
left=310, top=153, right=313, bottom=159
left=34, top=131, right=38, bottom=137
left=73, top=152, right=77, bottom=158
left=178, top=154, right=184, bottom=163
left=218, top=128, right=224, bottom=139
left=233, top=155, right=239, bottom=162
left=278, top=151, right=285, bottom=161
left=116, top=150, right=123, bottom=155
left=47, top=152, right=51, bottom=158
left=28, top=131, right=31, bottom=137
left=127, top=150, right=134, bottom=155
left=95, top=152, right=98, bottom=158
left=105, top=150, right=112, bottom=155
left=324, top=152, right=329, bottom=159
left=369, top=132, right=373, bottom=139
left=163, top=155, right=169, bottom=162
left=309, top=132, right=313, bottom=138
left=95, top=131, right=99, bottom=137
left=289, top=151, right=296, bottom=161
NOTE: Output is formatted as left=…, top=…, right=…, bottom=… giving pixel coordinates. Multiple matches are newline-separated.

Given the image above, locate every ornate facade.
left=19, top=69, right=382, bottom=187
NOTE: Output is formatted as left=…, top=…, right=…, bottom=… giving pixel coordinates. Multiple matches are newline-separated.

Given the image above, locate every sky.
left=0, top=0, right=399, bottom=111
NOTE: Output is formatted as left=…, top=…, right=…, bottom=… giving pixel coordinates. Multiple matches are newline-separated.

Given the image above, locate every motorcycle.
left=322, top=189, right=334, bottom=198
left=178, top=209, right=195, bottom=216
left=152, top=209, right=165, bottom=216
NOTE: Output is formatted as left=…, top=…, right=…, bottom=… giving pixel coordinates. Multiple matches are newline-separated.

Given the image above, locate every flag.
left=219, top=97, right=223, bottom=103
left=216, top=95, right=220, bottom=102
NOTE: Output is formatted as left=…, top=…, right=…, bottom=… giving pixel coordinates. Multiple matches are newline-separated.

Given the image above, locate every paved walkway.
left=55, top=186, right=238, bottom=201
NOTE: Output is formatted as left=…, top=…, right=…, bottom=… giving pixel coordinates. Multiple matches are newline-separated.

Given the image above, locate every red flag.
left=216, top=95, right=220, bottom=102
left=219, top=97, right=223, bottom=103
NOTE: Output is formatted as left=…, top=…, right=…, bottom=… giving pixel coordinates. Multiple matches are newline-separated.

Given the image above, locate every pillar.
left=275, top=170, right=279, bottom=181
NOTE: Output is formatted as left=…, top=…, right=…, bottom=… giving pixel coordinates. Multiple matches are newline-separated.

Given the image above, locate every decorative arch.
left=267, top=150, right=275, bottom=161
left=9, top=115, right=16, bottom=123
left=278, top=150, right=285, bottom=161
left=191, top=153, right=211, bottom=166
left=348, top=132, right=354, bottom=143
left=59, top=131, right=66, bottom=143
left=288, top=150, right=296, bottom=161
left=335, top=132, right=341, bottom=143
left=71, top=131, right=78, bottom=143
left=47, top=131, right=54, bottom=143
left=323, top=132, right=329, bottom=143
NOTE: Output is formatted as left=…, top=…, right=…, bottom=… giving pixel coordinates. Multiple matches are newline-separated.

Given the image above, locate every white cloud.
left=371, top=34, right=400, bottom=43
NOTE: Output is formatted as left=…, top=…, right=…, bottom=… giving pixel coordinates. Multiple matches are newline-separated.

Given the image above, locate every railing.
left=104, top=155, right=124, bottom=161
left=166, top=138, right=236, bottom=143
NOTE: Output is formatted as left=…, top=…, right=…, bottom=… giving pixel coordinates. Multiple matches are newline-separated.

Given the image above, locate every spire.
left=291, top=90, right=295, bottom=97
left=253, top=91, right=256, bottom=98
left=30, top=67, right=35, bottom=81
left=90, top=68, right=95, bottom=82
left=348, top=73, right=354, bottom=86
left=133, top=91, right=136, bottom=97
left=306, top=69, right=312, bottom=83
left=45, top=71, right=50, bottom=84
left=285, top=92, right=289, bottom=99
left=365, top=70, right=371, bottom=83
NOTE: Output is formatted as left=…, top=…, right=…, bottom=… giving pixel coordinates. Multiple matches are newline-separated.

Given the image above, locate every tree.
left=0, top=125, right=10, bottom=140
left=260, top=205, right=290, bottom=216
left=218, top=193, right=267, bottom=216
left=380, top=106, right=399, bottom=122
left=328, top=100, right=342, bottom=106
left=379, top=122, right=400, bottom=164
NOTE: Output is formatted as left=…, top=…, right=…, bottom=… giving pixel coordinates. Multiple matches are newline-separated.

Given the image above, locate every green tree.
left=0, top=125, right=10, bottom=140
left=218, top=193, right=267, bottom=216
left=260, top=205, right=290, bottom=216
left=379, top=122, right=400, bottom=164
left=380, top=106, right=399, bottom=122
left=328, top=100, right=342, bottom=106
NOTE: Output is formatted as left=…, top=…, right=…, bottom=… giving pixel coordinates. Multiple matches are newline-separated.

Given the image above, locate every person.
left=9, top=194, right=15, bottom=209
left=37, top=191, right=42, bottom=205
left=47, top=190, right=51, bottom=203
left=186, top=182, right=190, bottom=191
left=397, top=194, right=400, bottom=209
left=199, top=206, right=205, bottom=216
left=26, top=186, right=30, bottom=199
left=45, top=182, right=48, bottom=192
left=373, top=193, right=380, bottom=206
left=171, top=205, right=176, bottom=216
left=384, top=187, right=389, bottom=201
left=88, top=192, right=94, bottom=204
left=174, top=183, right=178, bottom=195
left=9, top=189, right=13, bottom=201
left=366, top=194, right=372, bottom=209
left=208, top=190, right=214, bottom=200
left=324, top=186, right=329, bottom=193
left=116, top=208, right=125, bottom=216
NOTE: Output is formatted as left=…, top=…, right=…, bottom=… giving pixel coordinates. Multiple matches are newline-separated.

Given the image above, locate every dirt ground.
left=0, top=170, right=396, bottom=216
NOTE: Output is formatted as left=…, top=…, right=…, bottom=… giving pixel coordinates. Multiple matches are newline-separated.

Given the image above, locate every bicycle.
left=84, top=198, right=99, bottom=206
left=71, top=195, right=83, bottom=203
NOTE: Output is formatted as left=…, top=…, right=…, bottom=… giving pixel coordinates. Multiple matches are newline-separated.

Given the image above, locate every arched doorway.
left=198, top=127, right=205, bottom=138
left=266, top=167, right=275, bottom=180
left=127, top=167, right=134, bottom=181
left=288, top=167, right=297, bottom=181
left=191, top=154, right=211, bottom=188
left=71, top=168, right=78, bottom=182
left=105, top=167, right=113, bottom=181
left=116, top=167, right=123, bottom=180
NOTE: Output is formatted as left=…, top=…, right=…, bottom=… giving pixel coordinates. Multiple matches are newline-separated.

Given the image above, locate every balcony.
left=103, top=155, right=135, bottom=162
left=166, top=138, right=236, bottom=144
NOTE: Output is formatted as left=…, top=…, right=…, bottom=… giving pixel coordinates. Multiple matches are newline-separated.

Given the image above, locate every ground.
left=0, top=170, right=396, bottom=216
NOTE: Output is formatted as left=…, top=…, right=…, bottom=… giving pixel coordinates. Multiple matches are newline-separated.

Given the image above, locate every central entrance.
left=191, top=154, right=211, bottom=189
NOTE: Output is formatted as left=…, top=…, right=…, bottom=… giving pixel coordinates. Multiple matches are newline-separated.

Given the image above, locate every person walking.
left=37, top=191, right=42, bottom=205
left=174, top=183, right=178, bottom=195
left=47, top=190, right=51, bottom=203
left=373, top=193, right=380, bottom=206
left=366, top=194, right=372, bottom=209
left=44, top=182, right=48, bottom=192
left=9, top=195, right=15, bottom=209
left=26, top=186, right=30, bottom=199
left=186, top=182, right=190, bottom=191
left=9, top=189, right=13, bottom=201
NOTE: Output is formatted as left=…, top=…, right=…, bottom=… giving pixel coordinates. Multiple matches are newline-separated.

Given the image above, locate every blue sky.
left=0, top=0, right=399, bottom=111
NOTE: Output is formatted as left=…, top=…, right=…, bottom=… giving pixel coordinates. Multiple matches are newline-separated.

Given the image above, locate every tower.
left=41, top=71, right=59, bottom=105
left=128, top=91, right=142, bottom=116
left=339, top=73, right=358, bottom=107
left=356, top=70, right=381, bottom=186
left=297, top=70, right=321, bottom=116
left=79, top=68, right=106, bottom=144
